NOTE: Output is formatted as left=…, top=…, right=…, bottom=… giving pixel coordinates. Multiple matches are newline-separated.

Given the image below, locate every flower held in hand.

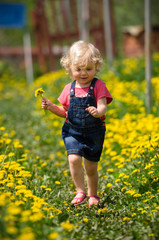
left=35, top=88, right=45, bottom=98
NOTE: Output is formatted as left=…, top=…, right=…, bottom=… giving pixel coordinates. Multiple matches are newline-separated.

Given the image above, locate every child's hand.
left=41, top=97, right=53, bottom=111
left=85, top=106, right=99, bottom=118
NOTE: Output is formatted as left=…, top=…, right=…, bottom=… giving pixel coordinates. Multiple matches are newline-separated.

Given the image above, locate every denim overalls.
left=62, top=78, right=106, bottom=162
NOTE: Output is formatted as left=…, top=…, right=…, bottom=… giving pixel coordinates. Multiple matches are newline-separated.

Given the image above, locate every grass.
left=0, top=54, right=159, bottom=240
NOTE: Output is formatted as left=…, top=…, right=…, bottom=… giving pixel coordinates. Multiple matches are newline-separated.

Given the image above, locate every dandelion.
left=7, top=226, right=18, bottom=234
left=35, top=88, right=45, bottom=98
left=133, top=194, right=142, bottom=198
left=131, top=213, right=136, bottom=217
left=115, top=179, right=120, bottom=183
left=48, top=232, right=60, bottom=239
left=29, top=212, right=44, bottom=222
left=107, top=183, right=112, bottom=188
left=123, top=217, right=131, bottom=221
left=125, top=189, right=136, bottom=196
left=83, top=218, right=89, bottom=223
left=61, top=220, right=74, bottom=230
left=148, top=233, right=154, bottom=237
left=107, top=168, right=114, bottom=172
left=102, top=207, right=108, bottom=213
left=55, top=181, right=61, bottom=185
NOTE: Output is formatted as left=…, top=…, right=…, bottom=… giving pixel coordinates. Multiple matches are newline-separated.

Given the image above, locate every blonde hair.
left=60, top=40, right=103, bottom=75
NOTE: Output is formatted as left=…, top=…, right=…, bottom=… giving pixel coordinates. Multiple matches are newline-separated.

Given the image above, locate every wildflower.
left=102, top=207, right=108, bottom=212
left=131, top=213, right=136, bottom=217
left=55, top=181, right=61, bottom=185
left=7, top=226, right=18, bottom=234
left=48, top=232, right=60, bottom=239
left=125, top=189, right=136, bottom=196
left=7, top=206, right=21, bottom=215
left=8, top=152, right=15, bottom=157
left=144, top=163, right=154, bottom=170
left=107, top=183, right=112, bottom=188
left=119, top=172, right=126, bottom=178
left=124, top=182, right=131, bottom=186
left=141, top=210, right=147, bottom=214
left=16, top=232, right=35, bottom=240
left=121, top=187, right=126, bottom=192
left=83, top=218, right=89, bottom=223
left=148, top=233, right=154, bottom=237
left=123, top=217, right=131, bottom=221
left=133, top=194, right=142, bottom=197
left=29, top=212, right=44, bottom=222
left=35, top=88, right=45, bottom=97
left=115, top=179, right=120, bottom=183
left=61, top=220, right=74, bottom=230
left=107, top=168, right=114, bottom=172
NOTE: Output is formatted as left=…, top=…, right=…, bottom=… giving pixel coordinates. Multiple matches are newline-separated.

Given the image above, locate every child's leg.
left=68, top=154, right=86, bottom=204
left=84, top=159, right=99, bottom=204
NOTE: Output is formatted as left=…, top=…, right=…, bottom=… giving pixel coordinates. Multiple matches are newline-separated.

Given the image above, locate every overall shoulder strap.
left=70, top=80, right=76, bottom=97
left=88, top=78, right=98, bottom=95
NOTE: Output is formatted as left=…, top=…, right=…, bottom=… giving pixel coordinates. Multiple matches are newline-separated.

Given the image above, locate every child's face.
left=70, top=62, right=96, bottom=87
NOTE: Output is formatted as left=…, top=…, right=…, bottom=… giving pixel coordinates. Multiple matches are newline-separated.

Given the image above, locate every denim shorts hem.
left=67, top=150, right=100, bottom=162
left=67, top=149, right=83, bottom=156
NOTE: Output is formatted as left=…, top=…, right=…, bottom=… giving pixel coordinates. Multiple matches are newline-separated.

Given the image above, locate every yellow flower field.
left=0, top=55, right=159, bottom=239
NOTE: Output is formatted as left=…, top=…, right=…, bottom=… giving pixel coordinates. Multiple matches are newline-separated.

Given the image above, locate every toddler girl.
left=41, top=40, right=113, bottom=207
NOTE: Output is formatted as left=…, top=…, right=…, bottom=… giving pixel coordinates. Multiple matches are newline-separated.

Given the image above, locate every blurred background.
left=0, top=0, right=159, bottom=78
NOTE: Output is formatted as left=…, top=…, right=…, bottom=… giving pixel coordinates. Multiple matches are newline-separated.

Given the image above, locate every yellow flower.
left=83, top=218, right=89, bottom=223
left=29, top=212, right=44, bottom=222
left=133, top=194, right=142, bottom=197
left=61, top=220, right=74, bottom=230
left=131, top=213, right=136, bottom=217
left=148, top=233, right=154, bottom=237
left=7, top=226, right=18, bottom=234
left=35, top=88, right=45, bottom=97
left=125, top=189, right=136, bottom=196
left=107, top=168, right=114, bottom=172
left=107, top=183, right=112, bottom=188
left=115, top=179, right=120, bottom=183
left=102, top=207, right=108, bottom=213
left=7, top=206, right=21, bottom=215
left=55, top=181, right=61, bottom=185
left=48, top=232, right=60, bottom=239
left=123, top=217, right=131, bottom=221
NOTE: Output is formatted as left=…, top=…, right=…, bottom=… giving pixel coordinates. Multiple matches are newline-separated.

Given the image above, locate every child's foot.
left=71, top=192, right=87, bottom=206
left=88, top=196, right=100, bottom=207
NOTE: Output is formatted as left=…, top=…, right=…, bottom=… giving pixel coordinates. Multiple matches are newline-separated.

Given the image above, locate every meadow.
left=0, top=54, right=159, bottom=240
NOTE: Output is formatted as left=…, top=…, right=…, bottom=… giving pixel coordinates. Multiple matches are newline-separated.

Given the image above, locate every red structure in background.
left=0, top=0, right=116, bottom=73
left=122, top=25, right=159, bottom=57
left=31, top=0, right=116, bottom=72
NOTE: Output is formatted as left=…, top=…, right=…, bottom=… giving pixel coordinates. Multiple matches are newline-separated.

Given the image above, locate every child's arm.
left=41, top=97, right=66, bottom=118
left=86, top=97, right=107, bottom=118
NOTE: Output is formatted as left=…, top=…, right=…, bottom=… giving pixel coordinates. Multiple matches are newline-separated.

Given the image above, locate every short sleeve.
left=58, top=83, right=71, bottom=109
left=94, top=79, right=113, bottom=104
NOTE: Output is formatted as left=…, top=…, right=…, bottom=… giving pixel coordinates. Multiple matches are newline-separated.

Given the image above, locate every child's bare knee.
left=68, top=154, right=82, bottom=166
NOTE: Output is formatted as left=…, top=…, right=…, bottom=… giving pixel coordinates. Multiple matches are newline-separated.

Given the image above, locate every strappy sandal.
left=88, top=196, right=100, bottom=207
left=71, top=191, right=87, bottom=206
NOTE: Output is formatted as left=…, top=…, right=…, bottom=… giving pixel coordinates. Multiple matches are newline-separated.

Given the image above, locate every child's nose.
left=81, top=69, right=87, bottom=75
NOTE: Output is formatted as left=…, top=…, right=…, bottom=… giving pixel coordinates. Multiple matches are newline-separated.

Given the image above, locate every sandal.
left=88, top=196, right=100, bottom=207
left=71, top=191, right=87, bottom=206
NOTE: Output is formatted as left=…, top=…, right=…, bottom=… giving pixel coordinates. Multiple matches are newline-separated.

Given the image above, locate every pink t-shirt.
left=58, top=79, right=113, bottom=109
